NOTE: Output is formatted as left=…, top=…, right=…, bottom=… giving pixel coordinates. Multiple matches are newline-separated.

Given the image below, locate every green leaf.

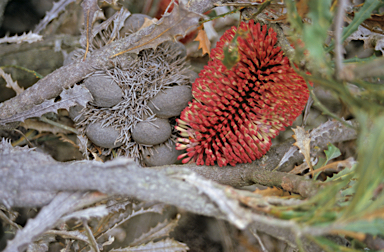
left=314, top=156, right=326, bottom=170
left=340, top=186, right=356, bottom=197
left=324, top=143, right=341, bottom=164
left=222, top=43, right=240, bottom=70
left=221, top=28, right=249, bottom=70
left=343, top=55, right=378, bottom=64
left=312, top=236, right=359, bottom=251
left=285, top=0, right=303, bottom=33
left=314, top=144, right=340, bottom=171
left=342, top=114, right=384, bottom=218
left=325, top=163, right=356, bottom=182
left=302, top=0, right=333, bottom=68
left=342, top=219, right=384, bottom=236
left=327, top=0, right=382, bottom=52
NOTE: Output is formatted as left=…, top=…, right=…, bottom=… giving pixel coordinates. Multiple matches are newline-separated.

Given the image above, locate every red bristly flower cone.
left=176, top=21, right=309, bottom=167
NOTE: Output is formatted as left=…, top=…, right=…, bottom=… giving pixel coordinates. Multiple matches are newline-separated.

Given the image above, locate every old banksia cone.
left=68, top=12, right=191, bottom=165
left=176, top=21, right=309, bottom=167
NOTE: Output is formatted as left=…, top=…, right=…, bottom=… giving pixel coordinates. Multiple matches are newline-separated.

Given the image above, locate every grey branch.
left=0, top=0, right=224, bottom=123
left=334, top=0, right=347, bottom=79
left=0, top=120, right=357, bottom=209
left=0, top=119, right=356, bottom=252
left=4, top=192, right=86, bottom=252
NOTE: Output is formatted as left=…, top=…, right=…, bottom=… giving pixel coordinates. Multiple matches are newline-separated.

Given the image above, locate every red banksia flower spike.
left=176, top=21, right=309, bottom=167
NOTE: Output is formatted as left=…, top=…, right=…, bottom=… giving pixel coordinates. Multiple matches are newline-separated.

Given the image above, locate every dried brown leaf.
left=112, top=4, right=201, bottom=57
left=21, top=120, right=71, bottom=135
left=0, top=85, right=93, bottom=125
left=289, top=162, right=311, bottom=175
left=194, top=27, right=211, bottom=56
left=296, top=0, right=309, bottom=19
left=254, top=187, right=291, bottom=197
left=292, top=126, right=313, bottom=170
left=139, top=18, right=159, bottom=31
left=310, top=157, right=356, bottom=177
left=346, top=25, right=384, bottom=54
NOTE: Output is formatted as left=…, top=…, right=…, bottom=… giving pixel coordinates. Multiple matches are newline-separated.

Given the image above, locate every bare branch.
left=0, top=120, right=356, bottom=210
left=4, top=192, right=85, bottom=252
left=0, top=0, right=224, bottom=125
left=334, top=0, right=347, bottom=79
left=0, top=120, right=354, bottom=251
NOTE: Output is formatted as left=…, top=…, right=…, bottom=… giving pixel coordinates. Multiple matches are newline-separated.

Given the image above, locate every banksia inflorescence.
left=176, top=21, right=309, bottom=167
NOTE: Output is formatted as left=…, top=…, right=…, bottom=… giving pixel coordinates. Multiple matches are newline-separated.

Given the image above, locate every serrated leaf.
left=342, top=115, right=384, bottom=218
left=324, top=143, right=341, bottom=164
left=112, top=4, right=201, bottom=57
left=34, top=0, right=76, bottom=34
left=327, top=0, right=381, bottom=52
left=83, top=219, right=99, bottom=252
left=194, top=28, right=211, bottom=56
left=103, top=207, right=164, bottom=238
left=340, top=185, right=356, bottom=197
left=341, top=219, right=384, bottom=237
left=0, top=31, right=42, bottom=44
left=27, top=235, right=56, bottom=252
left=292, top=126, right=313, bottom=170
left=109, top=8, right=132, bottom=43
left=0, top=68, right=24, bottom=95
left=325, top=162, right=356, bottom=182
left=139, top=18, right=159, bottom=31
left=342, top=0, right=381, bottom=42
left=110, top=238, right=189, bottom=252
left=46, top=230, right=89, bottom=242
left=310, top=119, right=354, bottom=141
left=311, top=157, right=356, bottom=180
left=102, top=236, right=115, bottom=247
left=278, top=146, right=298, bottom=168
left=80, top=8, right=129, bottom=49
left=106, top=199, right=131, bottom=213
left=61, top=205, right=108, bottom=222
left=345, top=25, right=384, bottom=55
left=130, top=214, right=181, bottom=246
left=313, top=236, right=356, bottom=251
left=0, top=85, right=93, bottom=125
left=313, top=156, right=326, bottom=170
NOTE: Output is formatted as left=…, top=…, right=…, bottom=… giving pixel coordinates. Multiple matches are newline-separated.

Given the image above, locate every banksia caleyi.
left=176, top=21, right=309, bottom=167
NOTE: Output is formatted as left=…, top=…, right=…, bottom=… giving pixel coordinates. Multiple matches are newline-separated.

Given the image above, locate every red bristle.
left=176, top=20, right=309, bottom=167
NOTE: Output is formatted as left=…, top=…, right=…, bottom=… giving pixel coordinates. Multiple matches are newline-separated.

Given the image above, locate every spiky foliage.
left=176, top=21, right=309, bottom=167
